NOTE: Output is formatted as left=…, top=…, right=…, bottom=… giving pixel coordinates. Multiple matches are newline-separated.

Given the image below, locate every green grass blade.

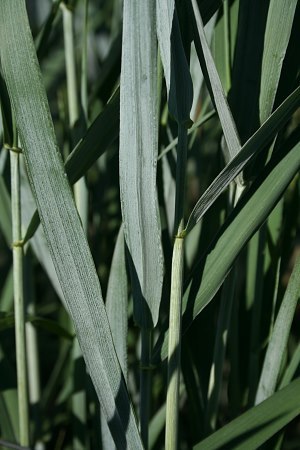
left=191, top=0, right=241, bottom=160
left=65, top=88, right=119, bottom=185
left=229, top=0, right=269, bottom=145
left=10, top=124, right=29, bottom=446
left=205, top=269, right=236, bottom=434
left=106, top=225, right=128, bottom=379
left=154, top=138, right=300, bottom=363
left=0, top=312, right=73, bottom=340
left=22, top=89, right=120, bottom=244
left=165, top=235, right=185, bottom=449
left=157, top=4, right=193, bottom=126
left=157, top=6, right=193, bottom=446
left=194, top=377, right=300, bottom=450
left=156, top=0, right=174, bottom=104
left=255, top=254, right=300, bottom=405
left=0, top=173, right=12, bottom=245
left=20, top=163, right=64, bottom=302
left=120, top=0, right=163, bottom=329
left=35, top=0, right=62, bottom=60
left=0, top=393, right=16, bottom=443
left=0, top=267, right=13, bottom=311
left=80, top=0, right=89, bottom=122
left=280, top=342, right=300, bottom=389
left=102, top=226, right=128, bottom=449
left=247, top=226, right=268, bottom=405
left=0, top=346, right=19, bottom=442
left=259, top=0, right=298, bottom=123
left=185, top=85, right=300, bottom=234
left=0, top=1, right=142, bottom=447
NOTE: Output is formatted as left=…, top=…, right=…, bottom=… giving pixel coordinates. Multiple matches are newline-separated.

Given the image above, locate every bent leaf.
left=191, top=0, right=241, bottom=160
left=154, top=138, right=300, bottom=363
left=185, top=85, right=300, bottom=234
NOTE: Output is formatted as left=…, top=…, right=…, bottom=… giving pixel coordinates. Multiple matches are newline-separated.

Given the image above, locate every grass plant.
left=0, top=0, right=299, bottom=449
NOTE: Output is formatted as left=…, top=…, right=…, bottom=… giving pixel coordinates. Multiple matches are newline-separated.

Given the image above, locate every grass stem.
left=223, top=0, right=231, bottom=92
left=165, top=125, right=188, bottom=449
left=62, top=5, right=87, bottom=448
left=10, top=143, right=29, bottom=447
left=62, top=2, right=79, bottom=128
left=81, top=0, right=89, bottom=123
left=165, top=235, right=184, bottom=450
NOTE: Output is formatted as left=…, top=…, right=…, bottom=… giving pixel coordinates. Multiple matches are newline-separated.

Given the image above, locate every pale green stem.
left=81, top=0, right=89, bottom=123
left=24, top=254, right=44, bottom=450
left=10, top=144, right=29, bottom=447
left=165, top=235, right=184, bottom=450
left=62, top=2, right=88, bottom=234
left=62, top=2, right=79, bottom=127
left=62, top=5, right=87, bottom=449
left=165, top=126, right=188, bottom=450
left=223, top=0, right=231, bottom=92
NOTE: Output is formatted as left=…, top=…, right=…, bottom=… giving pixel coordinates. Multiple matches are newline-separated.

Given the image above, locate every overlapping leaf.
left=154, top=138, right=300, bottom=363
left=0, top=1, right=142, bottom=447
left=259, top=0, right=298, bottom=122
left=185, top=85, right=300, bottom=234
left=194, top=377, right=300, bottom=449
left=120, top=0, right=163, bottom=328
left=255, top=254, right=300, bottom=404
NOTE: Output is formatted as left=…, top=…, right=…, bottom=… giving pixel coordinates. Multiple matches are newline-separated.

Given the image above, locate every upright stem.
left=62, top=1, right=88, bottom=233
left=223, top=0, right=231, bottom=92
left=24, top=253, right=44, bottom=449
left=140, top=329, right=152, bottom=449
left=62, top=2, right=79, bottom=127
left=174, top=127, right=188, bottom=235
left=10, top=141, right=29, bottom=446
left=62, top=5, right=87, bottom=449
left=165, top=126, right=188, bottom=449
left=81, top=0, right=89, bottom=123
left=165, top=235, right=184, bottom=450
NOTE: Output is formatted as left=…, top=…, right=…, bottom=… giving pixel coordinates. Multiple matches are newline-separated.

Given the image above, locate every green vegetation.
left=0, top=0, right=299, bottom=449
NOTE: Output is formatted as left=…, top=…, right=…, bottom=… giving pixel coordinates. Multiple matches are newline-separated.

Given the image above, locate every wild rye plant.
left=0, top=0, right=299, bottom=449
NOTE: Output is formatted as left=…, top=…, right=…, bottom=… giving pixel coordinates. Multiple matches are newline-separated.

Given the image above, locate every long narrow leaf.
left=0, top=1, right=142, bottom=447
left=259, top=0, right=298, bottom=122
left=194, top=377, right=300, bottom=450
left=102, top=226, right=128, bottom=449
left=255, top=254, right=300, bottom=405
left=191, top=0, right=241, bottom=160
left=120, top=0, right=163, bottom=328
left=156, top=0, right=174, bottom=99
left=154, top=138, right=300, bottom=363
left=22, top=89, right=120, bottom=244
left=185, top=85, right=300, bottom=234
left=20, top=162, right=64, bottom=302
left=0, top=174, right=12, bottom=245
left=106, top=225, right=128, bottom=379
left=65, top=88, right=120, bottom=185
